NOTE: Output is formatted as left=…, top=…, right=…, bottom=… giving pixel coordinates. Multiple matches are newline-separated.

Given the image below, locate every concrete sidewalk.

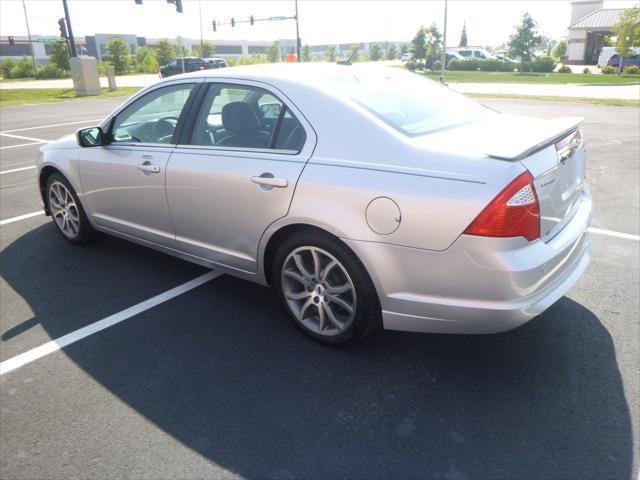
left=1, top=72, right=639, bottom=100
left=449, top=82, right=640, bottom=100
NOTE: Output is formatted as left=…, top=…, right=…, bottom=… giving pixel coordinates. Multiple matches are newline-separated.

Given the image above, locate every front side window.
left=189, top=83, right=306, bottom=152
left=111, top=84, right=194, bottom=144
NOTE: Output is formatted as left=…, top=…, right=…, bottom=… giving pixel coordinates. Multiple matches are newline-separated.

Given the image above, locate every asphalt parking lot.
left=1, top=96, right=638, bottom=479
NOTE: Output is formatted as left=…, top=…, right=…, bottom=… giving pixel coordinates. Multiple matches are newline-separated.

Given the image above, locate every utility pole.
left=21, top=0, right=38, bottom=79
left=198, top=0, right=203, bottom=53
left=294, top=0, right=301, bottom=62
left=440, top=0, right=447, bottom=84
left=61, top=0, right=77, bottom=57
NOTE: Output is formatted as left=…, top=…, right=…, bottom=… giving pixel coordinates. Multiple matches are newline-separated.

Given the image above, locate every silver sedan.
left=36, top=64, right=592, bottom=345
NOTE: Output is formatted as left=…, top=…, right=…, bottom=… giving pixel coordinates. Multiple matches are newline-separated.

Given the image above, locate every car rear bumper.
left=344, top=191, right=592, bottom=334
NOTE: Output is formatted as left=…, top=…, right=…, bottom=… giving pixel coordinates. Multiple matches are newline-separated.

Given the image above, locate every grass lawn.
left=422, top=70, right=640, bottom=84
left=0, top=87, right=141, bottom=107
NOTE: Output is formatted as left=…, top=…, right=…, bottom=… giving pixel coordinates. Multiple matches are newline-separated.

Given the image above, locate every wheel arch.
left=39, top=165, right=64, bottom=215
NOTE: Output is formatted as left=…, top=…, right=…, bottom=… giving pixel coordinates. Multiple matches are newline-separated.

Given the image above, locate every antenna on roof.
left=337, top=46, right=359, bottom=66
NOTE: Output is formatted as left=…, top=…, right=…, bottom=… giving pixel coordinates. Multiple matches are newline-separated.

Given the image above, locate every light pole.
left=21, top=0, right=38, bottom=79
left=294, top=0, right=301, bottom=61
left=198, top=0, right=203, bottom=53
left=440, top=0, right=448, bottom=84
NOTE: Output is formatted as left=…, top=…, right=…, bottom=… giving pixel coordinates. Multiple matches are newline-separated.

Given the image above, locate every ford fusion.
left=37, top=64, right=592, bottom=345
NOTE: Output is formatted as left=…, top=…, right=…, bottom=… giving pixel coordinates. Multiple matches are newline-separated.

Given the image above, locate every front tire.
left=272, top=230, right=381, bottom=345
left=45, top=173, right=96, bottom=244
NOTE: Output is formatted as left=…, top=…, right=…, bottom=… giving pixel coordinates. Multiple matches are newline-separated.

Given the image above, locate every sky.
left=1, top=0, right=638, bottom=47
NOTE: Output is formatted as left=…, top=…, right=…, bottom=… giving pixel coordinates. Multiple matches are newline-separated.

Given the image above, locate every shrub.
left=431, top=60, right=442, bottom=72
left=582, top=67, right=590, bottom=74
left=623, top=65, right=639, bottom=74
left=0, top=58, right=16, bottom=79
left=530, top=56, right=556, bottom=72
left=601, top=65, right=616, bottom=74
left=557, top=65, right=572, bottom=73
left=448, top=59, right=480, bottom=71
left=405, top=59, right=418, bottom=71
left=10, top=56, right=35, bottom=78
left=39, top=64, right=68, bottom=79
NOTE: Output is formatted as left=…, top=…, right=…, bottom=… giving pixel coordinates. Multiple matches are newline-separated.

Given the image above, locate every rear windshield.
left=347, top=71, right=488, bottom=136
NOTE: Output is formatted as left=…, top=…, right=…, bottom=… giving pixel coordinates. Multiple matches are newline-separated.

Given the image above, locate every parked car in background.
left=204, top=57, right=228, bottom=69
left=448, top=47, right=497, bottom=60
left=160, top=57, right=223, bottom=78
left=495, top=53, right=518, bottom=63
left=445, top=52, right=464, bottom=66
left=401, top=53, right=411, bottom=62
left=38, top=64, right=592, bottom=345
left=597, top=46, right=640, bottom=68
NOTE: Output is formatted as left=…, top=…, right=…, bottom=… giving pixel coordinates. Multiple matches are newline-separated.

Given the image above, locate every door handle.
left=251, top=175, right=288, bottom=188
left=137, top=162, right=160, bottom=174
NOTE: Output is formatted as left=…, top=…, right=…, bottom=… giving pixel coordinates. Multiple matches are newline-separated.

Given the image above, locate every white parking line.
left=0, top=141, right=47, bottom=150
left=0, top=270, right=222, bottom=375
left=0, top=118, right=102, bottom=134
left=0, top=165, right=36, bottom=175
left=589, top=227, right=640, bottom=242
left=0, top=211, right=44, bottom=225
left=0, top=132, right=49, bottom=143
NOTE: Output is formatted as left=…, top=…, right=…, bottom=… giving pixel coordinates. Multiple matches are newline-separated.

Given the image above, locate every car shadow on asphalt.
left=0, top=224, right=634, bottom=479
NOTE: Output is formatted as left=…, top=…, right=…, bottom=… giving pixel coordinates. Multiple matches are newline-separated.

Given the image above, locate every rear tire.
left=45, top=173, right=96, bottom=245
left=272, top=230, right=381, bottom=345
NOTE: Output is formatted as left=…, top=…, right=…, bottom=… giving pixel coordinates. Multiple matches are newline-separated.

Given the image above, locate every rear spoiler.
left=486, top=116, right=583, bottom=161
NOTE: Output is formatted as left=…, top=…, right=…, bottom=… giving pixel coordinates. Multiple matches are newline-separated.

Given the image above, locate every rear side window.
left=348, top=74, right=488, bottom=136
left=189, top=83, right=306, bottom=152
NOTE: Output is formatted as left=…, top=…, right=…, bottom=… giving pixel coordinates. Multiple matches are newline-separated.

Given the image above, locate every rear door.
left=165, top=80, right=316, bottom=272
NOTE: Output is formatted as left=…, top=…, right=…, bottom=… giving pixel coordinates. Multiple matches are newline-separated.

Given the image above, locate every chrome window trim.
left=173, top=144, right=302, bottom=156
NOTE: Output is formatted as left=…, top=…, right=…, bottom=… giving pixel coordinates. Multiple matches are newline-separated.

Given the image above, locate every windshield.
left=348, top=72, right=489, bottom=136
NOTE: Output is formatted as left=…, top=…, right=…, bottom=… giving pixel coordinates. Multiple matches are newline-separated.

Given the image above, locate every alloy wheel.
left=48, top=181, right=80, bottom=239
left=281, top=246, right=357, bottom=337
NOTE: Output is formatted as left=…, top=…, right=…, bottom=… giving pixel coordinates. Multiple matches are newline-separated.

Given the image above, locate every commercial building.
left=567, top=0, right=631, bottom=64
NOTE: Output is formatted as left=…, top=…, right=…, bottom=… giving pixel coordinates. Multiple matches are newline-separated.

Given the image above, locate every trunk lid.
left=416, top=113, right=586, bottom=242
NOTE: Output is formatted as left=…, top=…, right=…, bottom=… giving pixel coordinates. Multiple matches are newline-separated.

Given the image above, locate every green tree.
left=611, top=7, right=640, bottom=74
left=459, top=22, right=468, bottom=47
left=552, top=40, right=567, bottom=60
left=266, top=42, right=280, bottom=62
left=410, top=27, right=427, bottom=61
left=424, top=23, right=443, bottom=65
left=324, top=45, right=337, bottom=62
left=387, top=44, right=397, bottom=60
left=302, top=44, right=312, bottom=62
left=141, top=51, right=158, bottom=73
left=155, top=39, right=177, bottom=67
left=200, top=41, right=215, bottom=58
left=134, top=46, right=154, bottom=70
left=508, top=12, right=541, bottom=69
left=400, top=43, right=409, bottom=55
left=49, top=40, right=70, bottom=71
left=105, top=38, right=131, bottom=74
left=369, top=43, right=383, bottom=61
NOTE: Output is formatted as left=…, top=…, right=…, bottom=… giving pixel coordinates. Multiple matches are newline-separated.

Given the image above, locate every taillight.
left=464, top=171, right=540, bottom=241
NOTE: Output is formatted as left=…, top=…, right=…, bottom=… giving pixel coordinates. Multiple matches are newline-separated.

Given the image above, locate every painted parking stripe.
left=0, top=165, right=36, bottom=175
left=0, top=132, right=49, bottom=143
left=0, top=118, right=102, bottom=134
left=589, top=227, right=640, bottom=242
left=0, top=141, right=48, bottom=150
left=0, top=211, right=44, bottom=225
left=0, top=270, right=222, bottom=376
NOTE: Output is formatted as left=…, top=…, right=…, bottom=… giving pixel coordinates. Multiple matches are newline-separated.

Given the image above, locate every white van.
left=447, top=47, right=496, bottom=60
left=597, top=46, right=640, bottom=67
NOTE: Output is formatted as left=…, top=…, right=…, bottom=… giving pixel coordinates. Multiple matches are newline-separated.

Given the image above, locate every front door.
left=79, top=82, right=197, bottom=246
left=165, top=81, right=315, bottom=272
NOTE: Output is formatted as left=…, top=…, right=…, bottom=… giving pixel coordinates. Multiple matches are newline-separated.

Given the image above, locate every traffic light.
left=250, top=15, right=254, bottom=26
left=134, top=0, right=142, bottom=4
left=231, top=17, right=235, bottom=28
left=8, top=36, right=15, bottom=46
left=212, top=20, right=217, bottom=32
left=166, top=0, right=182, bottom=13
left=58, top=18, right=68, bottom=39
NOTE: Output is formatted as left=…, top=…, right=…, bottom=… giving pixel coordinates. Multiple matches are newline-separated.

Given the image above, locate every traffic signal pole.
left=61, top=0, right=77, bottom=57
left=294, top=0, right=300, bottom=62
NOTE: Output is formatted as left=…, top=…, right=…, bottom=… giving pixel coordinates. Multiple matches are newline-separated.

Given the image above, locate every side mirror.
left=76, top=127, right=104, bottom=147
